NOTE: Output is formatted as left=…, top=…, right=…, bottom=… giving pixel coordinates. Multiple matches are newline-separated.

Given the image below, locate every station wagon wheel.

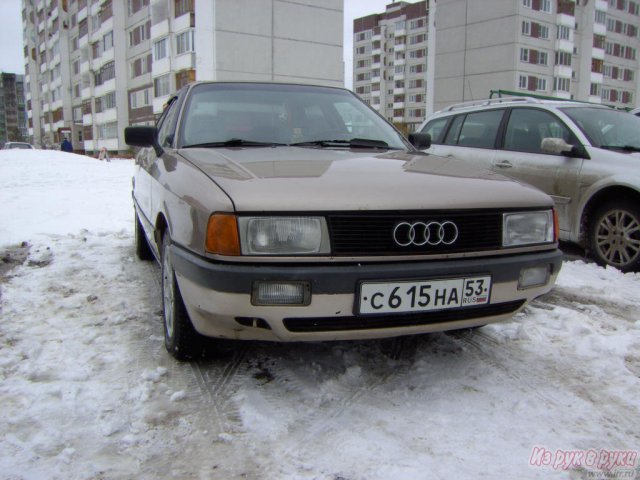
left=134, top=212, right=154, bottom=261
left=161, top=231, right=206, bottom=360
left=588, top=201, right=640, bottom=272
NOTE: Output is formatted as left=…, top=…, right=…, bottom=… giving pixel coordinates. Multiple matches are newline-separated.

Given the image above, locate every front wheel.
left=588, top=200, right=640, bottom=272
left=161, top=231, right=207, bottom=360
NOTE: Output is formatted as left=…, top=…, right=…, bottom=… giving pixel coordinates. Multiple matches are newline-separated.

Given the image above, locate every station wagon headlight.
left=238, top=217, right=330, bottom=255
left=503, top=210, right=555, bottom=247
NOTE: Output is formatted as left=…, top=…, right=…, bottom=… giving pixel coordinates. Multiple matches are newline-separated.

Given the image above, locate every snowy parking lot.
left=1, top=150, right=639, bottom=480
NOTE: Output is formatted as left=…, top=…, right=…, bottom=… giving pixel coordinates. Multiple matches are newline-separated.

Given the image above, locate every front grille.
left=328, top=211, right=503, bottom=256
left=283, top=300, right=525, bottom=333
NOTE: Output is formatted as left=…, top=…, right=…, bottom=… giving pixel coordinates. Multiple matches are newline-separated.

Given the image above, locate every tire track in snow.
left=257, top=337, right=417, bottom=478
left=445, top=316, right=639, bottom=445
left=144, top=259, right=248, bottom=435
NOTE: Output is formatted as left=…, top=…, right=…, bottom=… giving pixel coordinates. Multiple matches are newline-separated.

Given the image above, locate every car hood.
left=178, top=147, right=553, bottom=212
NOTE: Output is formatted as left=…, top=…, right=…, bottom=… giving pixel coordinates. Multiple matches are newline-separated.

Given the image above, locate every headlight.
left=238, top=217, right=330, bottom=255
left=503, top=210, right=554, bottom=247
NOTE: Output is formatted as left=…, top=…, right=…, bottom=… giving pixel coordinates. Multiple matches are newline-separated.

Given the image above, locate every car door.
left=492, top=107, right=584, bottom=234
left=133, top=96, right=181, bottom=242
left=423, top=109, right=504, bottom=172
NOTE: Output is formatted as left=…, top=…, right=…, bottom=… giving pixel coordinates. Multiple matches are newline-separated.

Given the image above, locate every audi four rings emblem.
left=393, top=221, right=459, bottom=247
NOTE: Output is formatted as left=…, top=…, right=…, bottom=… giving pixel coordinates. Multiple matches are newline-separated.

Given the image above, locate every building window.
left=519, top=75, right=527, bottom=89
left=537, top=78, right=547, bottom=91
left=555, top=51, right=572, bottom=66
left=522, top=20, right=531, bottom=35
left=97, top=122, right=118, bottom=139
left=553, top=77, right=570, bottom=92
left=176, top=29, right=194, bottom=55
left=595, top=10, right=606, bottom=24
left=175, top=0, right=194, bottom=18
left=154, top=37, right=168, bottom=60
left=154, top=74, right=171, bottom=97
left=523, top=0, right=531, bottom=7
left=103, top=31, right=113, bottom=51
left=129, top=21, right=150, bottom=47
left=520, top=48, right=530, bottom=62
left=541, top=0, right=551, bottom=12
left=557, top=25, right=570, bottom=40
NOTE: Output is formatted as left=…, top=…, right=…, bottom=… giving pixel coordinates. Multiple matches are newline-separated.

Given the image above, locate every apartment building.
left=433, top=0, right=640, bottom=112
left=22, top=0, right=343, bottom=154
left=353, top=1, right=429, bottom=132
left=0, top=73, right=28, bottom=145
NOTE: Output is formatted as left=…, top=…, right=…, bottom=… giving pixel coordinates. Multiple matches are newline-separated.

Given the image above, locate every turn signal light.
left=553, top=209, right=560, bottom=243
left=205, top=213, right=241, bottom=256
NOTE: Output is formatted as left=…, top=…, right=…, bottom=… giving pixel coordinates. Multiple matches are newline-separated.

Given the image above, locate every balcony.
left=175, top=52, right=195, bottom=70
left=80, top=60, right=90, bottom=75
left=372, top=75, right=381, bottom=83
left=96, top=48, right=115, bottom=67
left=394, top=87, right=405, bottom=95
left=592, top=48, right=605, bottom=60
left=83, top=113, right=93, bottom=125
left=393, top=101, right=405, bottom=109
left=395, top=43, right=406, bottom=52
left=151, top=19, right=170, bottom=40
left=393, top=115, right=405, bottom=123
left=593, top=23, right=606, bottom=36
left=554, top=65, right=572, bottom=78
left=153, top=57, right=171, bottom=76
left=78, top=5, right=88, bottom=22
left=99, top=17, right=114, bottom=37
left=590, top=72, right=604, bottom=84
left=556, top=39, right=573, bottom=53
left=557, top=14, right=574, bottom=28
left=81, top=86, right=92, bottom=100
left=95, top=108, right=117, bottom=125
left=551, top=90, right=571, bottom=100
left=174, top=12, right=195, bottom=32
left=371, top=89, right=381, bottom=97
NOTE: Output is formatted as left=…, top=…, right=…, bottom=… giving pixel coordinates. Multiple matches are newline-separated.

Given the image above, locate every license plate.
left=358, top=276, right=491, bottom=315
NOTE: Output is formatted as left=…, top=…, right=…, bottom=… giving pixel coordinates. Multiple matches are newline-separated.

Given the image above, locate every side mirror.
left=541, top=137, right=587, bottom=158
left=408, top=132, right=432, bottom=150
left=125, top=126, right=163, bottom=156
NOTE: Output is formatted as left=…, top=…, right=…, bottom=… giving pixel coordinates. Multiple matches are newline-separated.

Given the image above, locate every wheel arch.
left=579, top=185, right=640, bottom=243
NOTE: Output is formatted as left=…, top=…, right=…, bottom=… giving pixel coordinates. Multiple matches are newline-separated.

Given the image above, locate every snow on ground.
left=0, top=150, right=639, bottom=480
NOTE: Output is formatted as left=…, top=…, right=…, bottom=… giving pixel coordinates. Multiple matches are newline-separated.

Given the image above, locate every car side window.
left=444, top=109, right=504, bottom=148
left=503, top=108, right=575, bottom=154
left=450, top=110, right=503, bottom=148
left=157, top=99, right=180, bottom=148
left=420, top=117, right=449, bottom=144
left=443, top=115, right=464, bottom=145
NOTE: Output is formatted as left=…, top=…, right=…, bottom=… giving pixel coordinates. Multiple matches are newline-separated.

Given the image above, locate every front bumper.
left=171, top=245, right=563, bottom=341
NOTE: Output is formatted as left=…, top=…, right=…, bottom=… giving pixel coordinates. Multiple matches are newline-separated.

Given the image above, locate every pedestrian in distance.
left=61, top=138, right=73, bottom=153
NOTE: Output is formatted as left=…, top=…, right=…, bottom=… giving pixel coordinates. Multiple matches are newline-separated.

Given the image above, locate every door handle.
left=495, top=161, right=513, bottom=169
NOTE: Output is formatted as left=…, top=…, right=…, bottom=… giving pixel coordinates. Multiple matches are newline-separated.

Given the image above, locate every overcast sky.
left=0, top=0, right=398, bottom=89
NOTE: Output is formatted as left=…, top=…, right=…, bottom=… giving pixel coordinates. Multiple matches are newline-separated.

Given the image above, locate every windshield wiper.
left=290, top=138, right=399, bottom=150
left=600, top=144, right=640, bottom=152
left=183, top=138, right=287, bottom=148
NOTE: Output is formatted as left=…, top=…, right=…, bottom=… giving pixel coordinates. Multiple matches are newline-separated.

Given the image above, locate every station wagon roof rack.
left=442, top=96, right=543, bottom=112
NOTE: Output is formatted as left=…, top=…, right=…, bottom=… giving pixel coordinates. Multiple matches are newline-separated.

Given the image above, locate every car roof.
left=429, top=96, right=609, bottom=118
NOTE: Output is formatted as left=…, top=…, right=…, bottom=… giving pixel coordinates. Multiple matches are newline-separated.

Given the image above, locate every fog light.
left=518, top=265, right=550, bottom=290
left=252, top=281, right=311, bottom=306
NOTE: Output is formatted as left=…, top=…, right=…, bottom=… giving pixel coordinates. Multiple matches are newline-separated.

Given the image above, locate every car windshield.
left=561, top=107, right=640, bottom=151
left=178, top=83, right=408, bottom=150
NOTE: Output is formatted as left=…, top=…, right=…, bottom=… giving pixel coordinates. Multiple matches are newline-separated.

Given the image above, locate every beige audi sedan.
left=126, top=82, right=562, bottom=360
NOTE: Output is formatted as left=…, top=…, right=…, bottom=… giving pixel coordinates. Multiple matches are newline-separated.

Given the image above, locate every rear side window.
left=503, top=108, right=574, bottom=154
left=447, top=110, right=504, bottom=148
left=420, top=117, right=449, bottom=144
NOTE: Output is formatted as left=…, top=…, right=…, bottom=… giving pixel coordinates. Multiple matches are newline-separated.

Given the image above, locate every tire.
left=588, top=200, right=640, bottom=272
left=135, top=212, right=154, bottom=261
left=161, top=231, right=207, bottom=360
